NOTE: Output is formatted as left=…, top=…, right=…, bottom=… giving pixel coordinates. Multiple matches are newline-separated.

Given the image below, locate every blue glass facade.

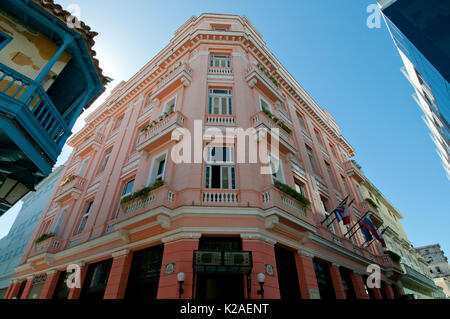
left=379, top=0, right=450, bottom=179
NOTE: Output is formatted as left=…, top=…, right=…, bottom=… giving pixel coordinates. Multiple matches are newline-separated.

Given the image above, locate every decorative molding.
left=46, top=269, right=58, bottom=275
left=298, top=250, right=314, bottom=258
left=240, top=233, right=277, bottom=245
left=162, top=232, right=202, bottom=244
left=117, top=229, right=130, bottom=242
left=112, top=249, right=130, bottom=258
left=264, top=216, right=279, bottom=230
left=157, top=214, right=171, bottom=229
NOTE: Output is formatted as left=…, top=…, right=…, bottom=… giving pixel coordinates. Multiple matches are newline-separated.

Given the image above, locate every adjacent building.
left=6, top=13, right=404, bottom=300
left=360, top=180, right=443, bottom=299
left=417, top=244, right=450, bottom=298
left=0, top=166, right=63, bottom=298
left=378, top=0, right=450, bottom=180
left=0, top=0, right=109, bottom=216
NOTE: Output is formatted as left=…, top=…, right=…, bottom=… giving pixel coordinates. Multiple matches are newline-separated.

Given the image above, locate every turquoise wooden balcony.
left=0, top=62, right=71, bottom=160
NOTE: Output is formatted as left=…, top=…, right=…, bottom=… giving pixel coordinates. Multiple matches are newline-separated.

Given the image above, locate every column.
left=329, top=263, right=346, bottom=299
left=5, top=280, right=22, bottom=299
left=39, top=270, right=59, bottom=299
left=242, top=236, right=280, bottom=299
left=20, top=276, right=34, bottom=299
left=350, top=271, right=369, bottom=299
left=157, top=234, right=201, bottom=299
left=68, top=262, right=87, bottom=299
left=295, top=251, right=320, bottom=299
left=104, top=250, right=133, bottom=299
left=35, top=37, right=72, bottom=83
left=373, top=287, right=383, bottom=299
left=383, top=283, right=395, bottom=300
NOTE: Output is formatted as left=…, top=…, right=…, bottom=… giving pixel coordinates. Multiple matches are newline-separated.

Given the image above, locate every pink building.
left=6, top=14, right=403, bottom=300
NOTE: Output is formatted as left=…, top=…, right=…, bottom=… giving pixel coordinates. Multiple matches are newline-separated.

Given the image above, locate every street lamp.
left=257, top=273, right=265, bottom=299
left=177, top=272, right=186, bottom=299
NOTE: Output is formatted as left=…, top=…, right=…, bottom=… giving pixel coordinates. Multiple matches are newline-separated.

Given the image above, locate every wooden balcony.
left=136, top=111, right=185, bottom=152
left=54, top=176, right=87, bottom=203
left=251, top=111, right=297, bottom=154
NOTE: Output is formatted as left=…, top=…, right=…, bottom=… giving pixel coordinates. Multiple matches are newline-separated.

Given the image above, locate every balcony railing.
left=151, top=62, right=192, bottom=100
left=403, top=263, right=436, bottom=288
left=206, top=115, right=236, bottom=126
left=54, top=176, right=87, bottom=203
left=208, top=67, right=233, bottom=75
left=246, top=64, right=283, bottom=102
left=136, top=111, right=185, bottom=151
left=193, top=250, right=253, bottom=274
left=261, top=185, right=314, bottom=226
left=202, top=190, right=239, bottom=204
left=0, top=62, right=70, bottom=151
left=77, top=132, right=104, bottom=156
left=251, top=111, right=296, bottom=153
left=31, top=237, right=62, bottom=256
left=345, top=160, right=365, bottom=183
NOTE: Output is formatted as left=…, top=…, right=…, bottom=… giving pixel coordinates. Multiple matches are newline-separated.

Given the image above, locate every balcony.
left=0, top=62, right=71, bottom=159
left=208, top=67, right=233, bottom=77
left=261, top=185, right=315, bottom=228
left=345, top=160, right=365, bottom=183
left=251, top=111, right=297, bottom=154
left=30, top=237, right=62, bottom=257
left=76, top=132, right=104, bottom=157
left=202, top=189, right=240, bottom=205
left=136, top=111, right=185, bottom=152
left=206, top=114, right=236, bottom=126
left=151, top=62, right=192, bottom=100
left=54, top=176, right=87, bottom=203
left=403, top=263, right=437, bottom=289
left=117, top=184, right=176, bottom=220
left=246, top=64, right=283, bottom=102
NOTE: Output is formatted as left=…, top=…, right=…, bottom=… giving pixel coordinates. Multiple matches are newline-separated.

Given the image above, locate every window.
left=53, top=207, right=68, bottom=236
left=77, top=157, right=90, bottom=178
left=294, top=181, right=305, bottom=196
left=210, top=55, right=231, bottom=68
left=208, top=89, right=232, bottom=115
left=76, top=201, right=93, bottom=235
left=148, top=152, right=167, bottom=185
left=260, top=97, right=272, bottom=113
left=321, top=197, right=335, bottom=233
left=99, top=150, right=112, bottom=173
left=205, top=147, right=236, bottom=189
left=341, top=176, right=349, bottom=195
left=0, top=31, right=12, bottom=51
left=325, top=163, right=336, bottom=187
left=114, top=115, right=124, bottom=130
left=306, top=146, right=319, bottom=174
left=122, top=180, right=135, bottom=197
left=315, top=130, right=323, bottom=146
left=163, top=96, right=176, bottom=115
left=268, top=152, right=285, bottom=184
left=297, top=114, right=306, bottom=130
left=355, top=183, right=364, bottom=201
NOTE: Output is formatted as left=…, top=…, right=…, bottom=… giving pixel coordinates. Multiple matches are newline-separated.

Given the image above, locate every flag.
left=361, top=216, right=385, bottom=247
left=341, top=199, right=354, bottom=225
left=360, top=222, right=373, bottom=242
left=333, top=196, right=349, bottom=223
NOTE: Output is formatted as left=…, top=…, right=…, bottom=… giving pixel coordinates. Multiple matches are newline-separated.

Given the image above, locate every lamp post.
left=177, top=272, right=186, bottom=299
left=257, top=273, right=265, bottom=299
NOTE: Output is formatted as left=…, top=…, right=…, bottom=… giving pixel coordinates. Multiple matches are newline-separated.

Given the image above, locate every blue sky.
left=0, top=1, right=448, bottom=254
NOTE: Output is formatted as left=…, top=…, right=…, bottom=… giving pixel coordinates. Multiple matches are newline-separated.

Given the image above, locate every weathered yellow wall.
left=0, top=9, right=71, bottom=91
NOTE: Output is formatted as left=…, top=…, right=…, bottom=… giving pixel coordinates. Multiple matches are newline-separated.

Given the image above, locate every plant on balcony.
left=351, top=159, right=362, bottom=170
left=35, top=233, right=54, bottom=244
left=365, top=198, right=379, bottom=209
left=261, top=109, right=292, bottom=134
left=274, top=180, right=311, bottom=208
left=257, top=63, right=281, bottom=88
left=140, top=120, right=158, bottom=133
left=120, top=180, right=165, bottom=205
left=385, top=250, right=402, bottom=264
left=60, top=175, right=77, bottom=187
